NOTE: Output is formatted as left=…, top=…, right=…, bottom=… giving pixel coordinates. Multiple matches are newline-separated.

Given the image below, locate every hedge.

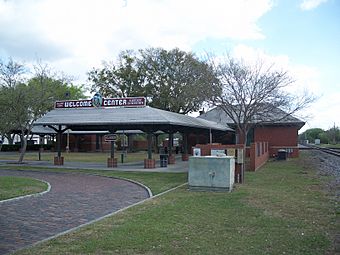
left=0, top=144, right=54, bottom=152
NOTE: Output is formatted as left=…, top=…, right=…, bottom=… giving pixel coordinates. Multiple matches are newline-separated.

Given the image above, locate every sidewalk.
left=0, top=169, right=150, bottom=255
left=0, top=156, right=189, bottom=173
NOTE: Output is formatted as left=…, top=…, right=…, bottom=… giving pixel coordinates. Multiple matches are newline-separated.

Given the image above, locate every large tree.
left=299, top=126, right=340, bottom=144
left=0, top=58, right=26, bottom=144
left=139, top=48, right=218, bottom=113
left=88, top=50, right=143, bottom=97
left=210, top=56, right=315, bottom=147
left=88, top=48, right=218, bottom=114
left=0, top=59, right=84, bottom=162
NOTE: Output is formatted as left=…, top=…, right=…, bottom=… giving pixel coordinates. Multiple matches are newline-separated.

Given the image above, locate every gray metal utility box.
left=188, top=156, right=235, bottom=191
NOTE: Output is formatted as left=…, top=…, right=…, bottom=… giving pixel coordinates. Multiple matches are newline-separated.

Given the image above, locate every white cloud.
left=301, top=90, right=340, bottom=131
left=226, top=44, right=339, bottom=130
left=232, top=44, right=322, bottom=94
left=231, top=44, right=321, bottom=93
left=0, top=0, right=273, bottom=80
left=300, top=0, right=328, bottom=10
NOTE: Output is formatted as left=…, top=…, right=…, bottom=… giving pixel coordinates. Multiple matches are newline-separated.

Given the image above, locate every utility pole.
left=333, top=122, right=336, bottom=144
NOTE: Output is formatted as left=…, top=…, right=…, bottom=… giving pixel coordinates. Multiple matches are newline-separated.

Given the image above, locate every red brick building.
left=197, top=106, right=304, bottom=158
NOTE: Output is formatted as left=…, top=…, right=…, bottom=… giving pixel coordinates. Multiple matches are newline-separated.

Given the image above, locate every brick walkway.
left=0, top=170, right=150, bottom=255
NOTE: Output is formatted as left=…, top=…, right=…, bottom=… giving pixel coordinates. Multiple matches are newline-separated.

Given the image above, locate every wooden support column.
left=154, top=134, right=160, bottom=154
left=38, top=135, right=44, bottom=161
left=107, top=129, right=117, bottom=167
left=127, top=134, right=133, bottom=152
left=54, top=125, right=64, bottom=165
left=147, top=133, right=152, bottom=160
left=195, top=132, right=200, bottom=145
left=168, top=132, right=175, bottom=164
left=182, top=132, right=189, bottom=161
left=144, top=132, right=155, bottom=168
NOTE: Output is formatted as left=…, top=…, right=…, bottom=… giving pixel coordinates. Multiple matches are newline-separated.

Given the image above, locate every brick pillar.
left=107, top=158, right=118, bottom=167
left=54, top=156, right=64, bottom=165
left=168, top=155, right=176, bottom=164
left=182, top=154, right=189, bottom=161
left=144, top=159, right=156, bottom=169
left=250, top=143, right=256, bottom=171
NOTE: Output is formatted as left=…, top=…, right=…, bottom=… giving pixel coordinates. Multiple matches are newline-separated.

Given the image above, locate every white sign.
left=193, top=148, right=201, bottom=157
left=104, top=134, right=117, bottom=142
left=121, top=135, right=128, bottom=147
left=237, top=148, right=244, bottom=164
left=211, top=149, right=226, bottom=156
left=227, top=148, right=236, bottom=157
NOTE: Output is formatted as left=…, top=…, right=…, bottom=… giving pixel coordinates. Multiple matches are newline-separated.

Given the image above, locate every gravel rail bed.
left=302, top=150, right=340, bottom=201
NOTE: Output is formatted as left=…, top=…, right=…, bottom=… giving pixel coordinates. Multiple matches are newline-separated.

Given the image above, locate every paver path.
left=0, top=170, right=150, bottom=255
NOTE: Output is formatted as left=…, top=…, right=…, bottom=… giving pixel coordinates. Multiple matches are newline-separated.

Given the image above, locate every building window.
left=247, top=128, right=254, bottom=146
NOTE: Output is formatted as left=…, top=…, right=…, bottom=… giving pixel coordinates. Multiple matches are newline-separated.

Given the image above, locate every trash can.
left=277, top=149, right=287, bottom=160
left=160, top=154, right=168, bottom=167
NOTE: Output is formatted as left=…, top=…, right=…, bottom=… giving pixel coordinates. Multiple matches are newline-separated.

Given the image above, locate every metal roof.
left=31, top=126, right=146, bottom=135
left=198, top=106, right=305, bottom=129
left=34, top=106, right=233, bottom=133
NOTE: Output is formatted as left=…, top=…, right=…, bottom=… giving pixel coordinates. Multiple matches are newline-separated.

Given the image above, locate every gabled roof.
left=34, top=106, right=233, bottom=133
left=198, top=106, right=305, bottom=129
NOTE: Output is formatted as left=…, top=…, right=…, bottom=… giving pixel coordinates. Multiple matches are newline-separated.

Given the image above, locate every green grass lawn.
left=0, top=176, right=48, bottom=201
left=0, top=151, right=157, bottom=163
left=320, top=143, right=340, bottom=149
left=13, top=154, right=337, bottom=255
left=0, top=165, right=187, bottom=195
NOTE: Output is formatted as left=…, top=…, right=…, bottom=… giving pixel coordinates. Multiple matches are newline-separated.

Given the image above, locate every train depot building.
left=33, top=94, right=304, bottom=172
left=34, top=95, right=231, bottom=168
left=197, top=106, right=305, bottom=158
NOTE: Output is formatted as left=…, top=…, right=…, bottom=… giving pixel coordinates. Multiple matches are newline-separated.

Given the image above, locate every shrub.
left=0, top=144, right=54, bottom=152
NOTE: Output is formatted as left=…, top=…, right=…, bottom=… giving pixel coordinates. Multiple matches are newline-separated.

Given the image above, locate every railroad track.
left=305, top=145, right=340, bottom=157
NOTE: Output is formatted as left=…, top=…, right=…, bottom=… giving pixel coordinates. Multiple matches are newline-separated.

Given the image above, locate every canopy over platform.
left=33, top=96, right=233, bottom=168
left=34, top=106, right=232, bottom=133
left=31, top=126, right=145, bottom=135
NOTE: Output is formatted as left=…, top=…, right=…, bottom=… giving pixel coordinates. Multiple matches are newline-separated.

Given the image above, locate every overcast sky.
left=0, top=0, right=339, bottom=132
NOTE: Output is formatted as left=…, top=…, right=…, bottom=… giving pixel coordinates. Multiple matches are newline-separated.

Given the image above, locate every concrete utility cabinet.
left=189, top=156, right=235, bottom=191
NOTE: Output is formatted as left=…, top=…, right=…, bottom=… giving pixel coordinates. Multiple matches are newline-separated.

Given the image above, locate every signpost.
left=104, top=134, right=117, bottom=142
left=106, top=133, right=117, bottom=167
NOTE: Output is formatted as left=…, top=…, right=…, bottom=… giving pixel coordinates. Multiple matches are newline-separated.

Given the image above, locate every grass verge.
left=320, top=143, right=340, bottom=149
left=0, top=165, right=187, bottom=195
left=0, top=151, right=156, bottom=163
left=0, top=176, right=48, bottom=201
left=13, top=154, right=337, bottom=255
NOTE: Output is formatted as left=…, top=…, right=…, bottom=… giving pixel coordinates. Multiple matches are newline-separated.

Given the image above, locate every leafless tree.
left=0, top=58, right=26, bottom=144
left=0, top=58, right=25, bottom=88
left=210, top=55, right=316, bottom=148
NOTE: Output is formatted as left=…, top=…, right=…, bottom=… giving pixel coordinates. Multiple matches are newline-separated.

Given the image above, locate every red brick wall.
left=193, top=144, right=223, bottom=156
left=192, top=143, right=243, bottom=156
left=250, top=142, right=269, bottom=171
left=61, top=134, right=95, bottom=152
left=133, top=140, right=148, bottom=150
left=254, top=126, right=299, bottom=158
left=61, top=134, right=148, bottom=152
left=188, top=133, right=234, bottom=153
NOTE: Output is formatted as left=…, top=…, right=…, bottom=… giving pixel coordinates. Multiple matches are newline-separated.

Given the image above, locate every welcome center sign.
left=55, top=94, right=146, bottom=109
